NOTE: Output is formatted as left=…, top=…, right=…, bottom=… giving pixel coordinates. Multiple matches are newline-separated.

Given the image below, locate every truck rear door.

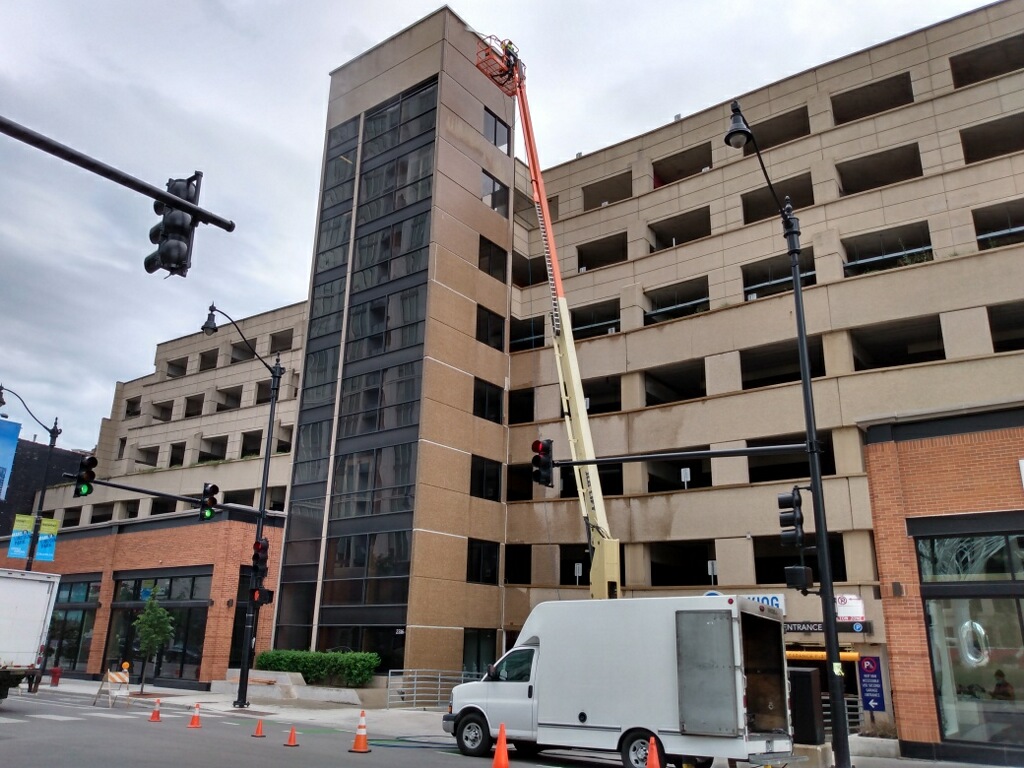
left=676, top=609, right=741, bottom=736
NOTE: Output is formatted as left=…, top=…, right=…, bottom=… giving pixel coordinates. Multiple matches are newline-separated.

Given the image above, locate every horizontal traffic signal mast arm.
left=0, top=114, right=235, bottom=232
left=60, top=472, right=265, bottom=516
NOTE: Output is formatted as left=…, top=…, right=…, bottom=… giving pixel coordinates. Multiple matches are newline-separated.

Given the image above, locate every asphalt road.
left=0, top=690, right=465, bottom=768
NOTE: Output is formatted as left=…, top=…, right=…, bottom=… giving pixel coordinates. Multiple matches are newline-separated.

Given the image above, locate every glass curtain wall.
left=278, top=77, right=438, bottom=669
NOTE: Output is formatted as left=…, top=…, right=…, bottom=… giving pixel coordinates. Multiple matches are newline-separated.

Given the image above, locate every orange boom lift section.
left=476, top=37, right=620, bottom=600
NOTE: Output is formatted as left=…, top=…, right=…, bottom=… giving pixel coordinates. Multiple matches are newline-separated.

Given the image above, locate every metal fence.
left=823, top=693, right=863, bottom=735
left=385, top=669, right=479, bottom=709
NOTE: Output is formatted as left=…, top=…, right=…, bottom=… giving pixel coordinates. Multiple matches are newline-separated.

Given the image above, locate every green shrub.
left=254, top=649, right=380, bottom=687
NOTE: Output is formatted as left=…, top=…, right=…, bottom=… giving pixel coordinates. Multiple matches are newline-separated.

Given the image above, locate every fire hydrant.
left=49, top=667, right=62, bottom=687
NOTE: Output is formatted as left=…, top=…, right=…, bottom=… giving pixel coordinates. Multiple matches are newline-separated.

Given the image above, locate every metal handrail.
left=385, top=668, right=480, bottom=709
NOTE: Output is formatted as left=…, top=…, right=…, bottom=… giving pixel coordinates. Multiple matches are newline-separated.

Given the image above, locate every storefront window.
left=104, top=572, right=211, bottom=681
left=48, top=579, right=100, bottom=671
left=918, top=533, right=1024, bottom=746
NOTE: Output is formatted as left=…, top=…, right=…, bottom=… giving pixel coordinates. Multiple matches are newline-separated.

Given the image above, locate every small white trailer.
left=0, top=569, right=60, bottom=701
left=444, top=595, right=794, bottom=768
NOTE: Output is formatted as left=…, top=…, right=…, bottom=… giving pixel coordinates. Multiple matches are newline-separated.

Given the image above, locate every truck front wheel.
left=456, top=713, right=493, bottom=757
left=620, top=730, right=663, bottom=768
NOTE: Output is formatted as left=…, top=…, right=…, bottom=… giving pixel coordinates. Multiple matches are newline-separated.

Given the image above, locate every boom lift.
left=476, top=38, right=620, bottom=600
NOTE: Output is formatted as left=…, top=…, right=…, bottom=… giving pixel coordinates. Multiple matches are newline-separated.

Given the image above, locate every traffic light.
left=145, top=176, right=200, bottom=277
left=73, top=456, right=98, bottom=498
left=199, top=483, right=220, bottom=521
left=249, top=586, right=275, bottom=605
left=531, top=439, right=554, bottom=487
left=252, top=537, right=270, bottom=582
left=778, top=485, right=805, bottom=547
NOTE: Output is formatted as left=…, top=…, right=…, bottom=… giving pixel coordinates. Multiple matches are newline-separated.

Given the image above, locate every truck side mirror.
left=486, top=663, right=496, bottom=680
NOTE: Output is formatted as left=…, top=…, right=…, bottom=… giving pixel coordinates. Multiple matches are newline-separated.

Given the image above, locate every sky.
left=0, top=0, right=996, bottom=451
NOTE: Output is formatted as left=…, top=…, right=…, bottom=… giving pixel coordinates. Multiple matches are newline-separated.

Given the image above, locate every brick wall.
left=864, top=426, right=1024, bottom=744
left=0, top=516, right=283, bottom=684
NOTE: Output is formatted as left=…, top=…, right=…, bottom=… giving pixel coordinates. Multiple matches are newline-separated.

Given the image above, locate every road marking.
left=85, top=713, right=137, bottom=719
left=28, top=714, right=83, bottom=721
left=0, top=716, right=29, bottom=724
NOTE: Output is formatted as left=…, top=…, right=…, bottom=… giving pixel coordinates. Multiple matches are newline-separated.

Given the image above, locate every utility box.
left=788, top=667, right=826, bottom=745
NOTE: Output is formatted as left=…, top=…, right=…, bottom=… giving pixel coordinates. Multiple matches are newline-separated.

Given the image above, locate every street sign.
left=858, top=655, right=886, bottom=712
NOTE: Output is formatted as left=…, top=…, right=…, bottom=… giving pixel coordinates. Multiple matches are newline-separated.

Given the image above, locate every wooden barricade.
left=92, top=670, right=132, bottom=708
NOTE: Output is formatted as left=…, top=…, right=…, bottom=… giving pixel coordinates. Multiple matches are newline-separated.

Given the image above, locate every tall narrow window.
left=484, top=109, right=510, bottom=154
left=482, top=171, right=509, bottom=217
left=476, top=306, right=505, bottom=351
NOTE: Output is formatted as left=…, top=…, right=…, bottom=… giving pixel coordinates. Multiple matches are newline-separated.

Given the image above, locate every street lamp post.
left=0, top=385, right=61, bottom=573
left=201, top=304, right=285, bottom=708
left=724, top=101, right=852, bottom=768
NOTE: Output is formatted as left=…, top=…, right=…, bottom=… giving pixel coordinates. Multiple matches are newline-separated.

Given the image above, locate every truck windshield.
left=492, top=648, right=534, bottom=682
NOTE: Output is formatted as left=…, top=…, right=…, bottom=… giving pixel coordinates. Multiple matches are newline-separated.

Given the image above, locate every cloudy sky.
left=0, top=0, right=994, bottom=450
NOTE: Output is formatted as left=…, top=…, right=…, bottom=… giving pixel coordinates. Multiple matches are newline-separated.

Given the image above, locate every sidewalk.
left=29, top=677, right=446, bottom=739
left=26, top=679, right=986, bottom=768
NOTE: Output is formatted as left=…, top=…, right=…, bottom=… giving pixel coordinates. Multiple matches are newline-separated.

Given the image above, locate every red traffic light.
left=531, top=438, right=554, bottom=487
left=249, top=587, right=275, bottom=606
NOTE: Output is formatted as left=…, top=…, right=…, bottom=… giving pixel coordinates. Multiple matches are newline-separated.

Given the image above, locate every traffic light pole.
left=0, top=114, right=234, bottom=232
left=234, top=357, right=282, bottom=708
left=723, top=100, right=850, bottom=768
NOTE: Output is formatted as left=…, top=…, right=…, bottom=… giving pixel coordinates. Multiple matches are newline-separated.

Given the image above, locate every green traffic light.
left=77, top=483, right=93, bottom=497
left=200, top=507, right=215, bottom=520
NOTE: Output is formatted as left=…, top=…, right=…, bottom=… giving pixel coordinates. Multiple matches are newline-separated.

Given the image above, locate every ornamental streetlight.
left=201, top=304, right=284, bottom=708
left=724, top=100, right=852, bottom=768
left=0, top=384, right=61, bottom=572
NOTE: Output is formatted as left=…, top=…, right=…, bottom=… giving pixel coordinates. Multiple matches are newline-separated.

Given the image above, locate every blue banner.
left=0, top=419, right=21, bottom=501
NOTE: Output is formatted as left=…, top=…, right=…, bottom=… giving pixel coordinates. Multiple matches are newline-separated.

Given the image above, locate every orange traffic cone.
left=284, top=726, right=299, bottom=747
left=493, top=723, right=509, bottom=768
left=252, top=719, right=266, bottom=738
left=646, top=736, right=661, bottom=768
left=348, top=709, right=372, bottom=753
left=148, top=699, right=161, bottom=723
left=187, top=703, right=202, bottom=729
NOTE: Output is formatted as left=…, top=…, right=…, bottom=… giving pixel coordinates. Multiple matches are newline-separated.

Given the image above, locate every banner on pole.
left=7, top=514, right=33, bottom=559
left=34, top=518, right=61, bottom=562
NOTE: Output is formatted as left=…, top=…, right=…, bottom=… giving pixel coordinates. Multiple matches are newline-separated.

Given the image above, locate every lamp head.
left=202, top=304, right=219, bottom=336
left=724, top=100, right=753, bottom=149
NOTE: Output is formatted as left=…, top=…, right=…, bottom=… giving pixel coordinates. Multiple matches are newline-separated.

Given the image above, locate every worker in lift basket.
left=502, top=41, right=518, bottom=80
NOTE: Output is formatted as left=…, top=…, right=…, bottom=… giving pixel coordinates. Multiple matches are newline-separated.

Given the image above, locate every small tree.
left=132, top=595, right=174, bottom=694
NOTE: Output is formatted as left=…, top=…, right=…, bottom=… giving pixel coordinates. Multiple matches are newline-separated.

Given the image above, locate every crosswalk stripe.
left=0, top=716, right=29, bottom=724
left=28, top=714, right=83, bottom=721
left=85, top=713, right=137, bottom=719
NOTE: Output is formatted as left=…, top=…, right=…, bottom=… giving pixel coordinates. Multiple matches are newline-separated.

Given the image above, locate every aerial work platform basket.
left=476, top=36, right=525, bottom=96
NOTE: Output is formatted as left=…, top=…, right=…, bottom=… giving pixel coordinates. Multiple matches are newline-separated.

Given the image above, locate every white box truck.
left=443, top=596, right=793, bottom=768
left=0, top=569, right=60, bottom=701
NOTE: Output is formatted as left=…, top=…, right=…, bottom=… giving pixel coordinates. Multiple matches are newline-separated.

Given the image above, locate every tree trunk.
left=139, top=658, right=148, bottom=694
